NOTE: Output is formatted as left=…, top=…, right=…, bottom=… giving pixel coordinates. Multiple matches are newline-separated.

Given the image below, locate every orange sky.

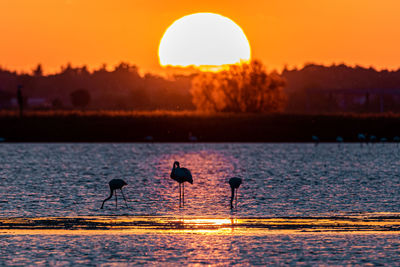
left=1, top=0, right=400, bottom=74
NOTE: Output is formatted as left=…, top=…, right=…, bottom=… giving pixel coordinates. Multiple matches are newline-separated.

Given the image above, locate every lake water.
left=1, top=143, right=400, bottom=265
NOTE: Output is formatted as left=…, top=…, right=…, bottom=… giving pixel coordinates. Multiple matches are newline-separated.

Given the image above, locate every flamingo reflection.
left=170, top=161, right=193, bottom=207
left=229, top=177, right=242, bottom=209
left=100, top=179, right=128, bottom=209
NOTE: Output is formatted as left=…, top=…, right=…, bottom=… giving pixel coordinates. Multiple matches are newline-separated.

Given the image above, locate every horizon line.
left=1, top=61, right=400, bottom=76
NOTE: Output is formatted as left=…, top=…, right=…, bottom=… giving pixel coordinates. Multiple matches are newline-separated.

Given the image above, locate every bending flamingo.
left=100, top=179, right=128, bottom=209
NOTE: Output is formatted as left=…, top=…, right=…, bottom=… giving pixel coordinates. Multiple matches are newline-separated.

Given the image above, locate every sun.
left=158, top=13, right=251, bottom=71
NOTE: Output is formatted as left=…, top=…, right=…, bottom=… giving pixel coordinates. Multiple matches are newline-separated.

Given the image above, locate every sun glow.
left=158, top=13, right=251, bottom=71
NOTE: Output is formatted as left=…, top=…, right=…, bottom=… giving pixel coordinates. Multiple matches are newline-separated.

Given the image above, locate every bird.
left=170, top=161, right=193, bottom=207
left=394, top=136, right=400, bottom=146
left=358, top=133, right=366, bottom=146
left=312, top=135, right=319, bottom=146
left=100, top=179, right=128, bottom=209
left=336, top=136, right=344, bottom=147
left=229, top=177, right=242, bottom=209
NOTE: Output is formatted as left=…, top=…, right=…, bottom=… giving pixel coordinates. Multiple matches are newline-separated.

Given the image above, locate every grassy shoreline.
left=0, top=111, right=399, bottom=142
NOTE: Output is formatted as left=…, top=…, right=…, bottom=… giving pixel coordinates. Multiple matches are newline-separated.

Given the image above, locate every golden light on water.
left=158, top=13, right=251, bottom=72
left=176, top=218, right=234, bottom=226
left=2, top=215, right=400, bottom=235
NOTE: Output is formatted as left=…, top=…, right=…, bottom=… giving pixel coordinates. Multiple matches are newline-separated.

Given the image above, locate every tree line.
left=1, top=61, right=400, bottom=113
left=0, top=62, right=195, bottom=110
left=282, top=63, right=400, bottom=113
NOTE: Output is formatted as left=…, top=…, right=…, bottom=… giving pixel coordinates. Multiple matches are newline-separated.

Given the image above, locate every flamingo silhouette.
left=170, top=161, right=193, bottom=207
left=394, top=136, right=400, bottom=146
left=312, top=135, right=319, bottom=146
left=358, top=133, right=366, bottom=146
left=100, top=179, right=128, bottom=209
left=336, top=136, right=344, bottom=147
left=229, top=177, right=242, bottom=209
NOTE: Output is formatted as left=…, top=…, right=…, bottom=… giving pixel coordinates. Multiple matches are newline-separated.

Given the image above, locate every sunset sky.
left=1, top=0, right=400, bottom=74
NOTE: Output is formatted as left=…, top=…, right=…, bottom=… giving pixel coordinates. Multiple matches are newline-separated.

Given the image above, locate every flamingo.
left=170, top=161, right=193, bottom=207
left=358, top=133, right=366, bottom=146
left=336, top=136, right=344, bottom=147
left=312, top=136, right=319, bottom=146
left=394, top=136, right=400, bottom=146
left=229, top=177, right=242, bottom=209
left=100, top=179, right=128, bottom=209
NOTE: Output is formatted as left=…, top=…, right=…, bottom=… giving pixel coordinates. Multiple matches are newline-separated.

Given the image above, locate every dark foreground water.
left=1, top=143, right=400, bottom=265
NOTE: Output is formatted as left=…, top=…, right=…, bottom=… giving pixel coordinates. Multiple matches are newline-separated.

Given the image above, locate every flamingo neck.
left=173, top=162, right=180, bottom=171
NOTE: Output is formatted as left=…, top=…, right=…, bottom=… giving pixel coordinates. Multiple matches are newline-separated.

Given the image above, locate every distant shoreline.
left=0, top=111, right=399, bottom=142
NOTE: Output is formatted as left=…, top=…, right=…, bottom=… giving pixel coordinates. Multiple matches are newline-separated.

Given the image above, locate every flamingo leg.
left=182, top=182, right=185, bottom=206
left=230, top=187, right=235, bottom=209
left=235, top=188, right=238, bottom=208
left=179, top=183, right=181, bottom=207
left=115, top=189, right=118, bottom=208
left=120, top=189, right=128, bottom=207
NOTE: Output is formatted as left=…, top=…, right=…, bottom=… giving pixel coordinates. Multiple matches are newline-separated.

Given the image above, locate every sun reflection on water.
left=2, top=213, right=400, bottom=236
left=176, top=218, right=233, bottom=225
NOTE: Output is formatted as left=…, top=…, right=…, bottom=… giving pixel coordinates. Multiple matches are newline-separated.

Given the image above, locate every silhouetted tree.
left=191, top=60, right=287, bottom=113
left=33, top=64, right=43, bottom=77
left=70, top=89, right=90, bottom=109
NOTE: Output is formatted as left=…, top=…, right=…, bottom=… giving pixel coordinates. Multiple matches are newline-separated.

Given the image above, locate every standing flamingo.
left=229, top=177, right=242, bottom=209
left=170, top=161, right=193, bottom=207
left=336, top=136, right=344, bottom=147
left=312, top=135, right=319, bottom=146
left=394, top=136, right=400, bottom=146
left=358, top=133, right=366, bottom=146
left=100, top=179, right=128, bottom=209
